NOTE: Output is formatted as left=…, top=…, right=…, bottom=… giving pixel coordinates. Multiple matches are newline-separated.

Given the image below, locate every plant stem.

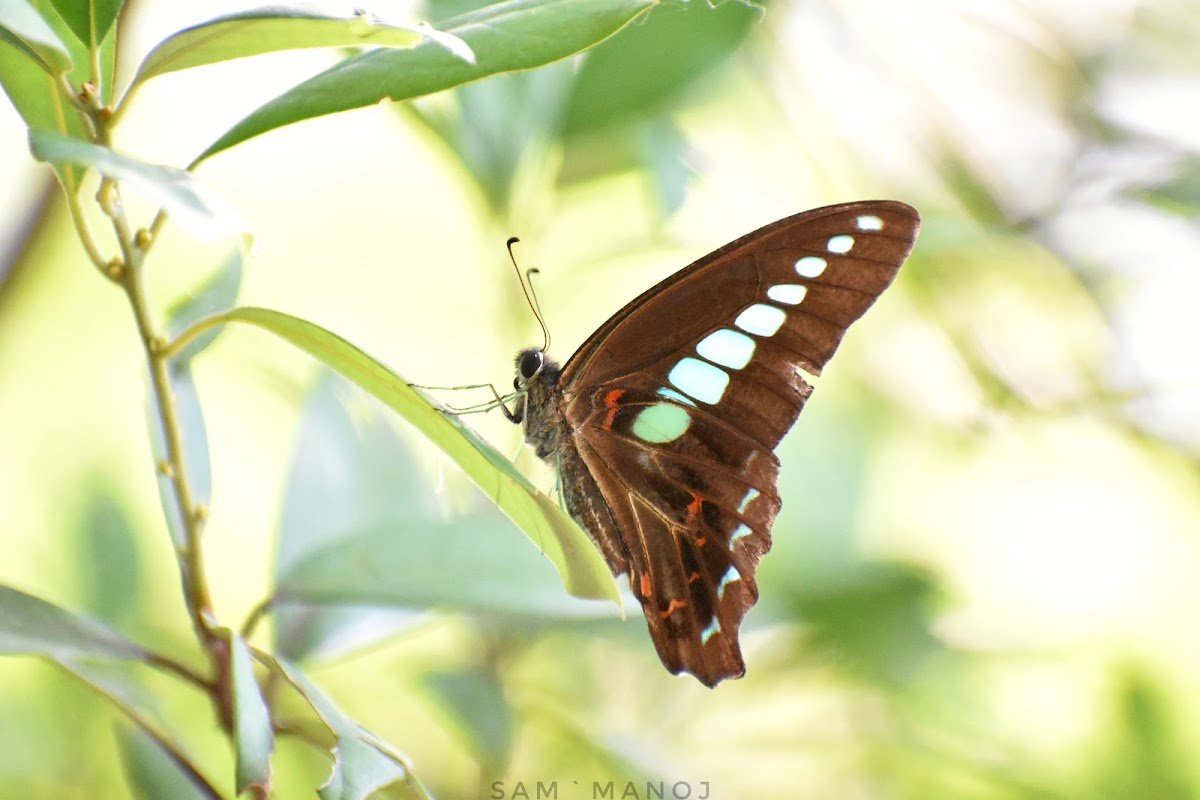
left=241, top=596, right=273, bottom=641
left=68, top=53, right=245, bottom=789
left=110, top=195, right=216, bottom=640
left=162, top=310, right=230, bottom=360
left=144, top=652, right=214, bottom=693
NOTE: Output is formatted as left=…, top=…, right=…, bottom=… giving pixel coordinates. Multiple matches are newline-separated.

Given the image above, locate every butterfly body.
left=509, top=201, right=920, bottom=686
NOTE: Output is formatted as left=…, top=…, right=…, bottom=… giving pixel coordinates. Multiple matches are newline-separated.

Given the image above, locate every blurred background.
left=2, top=0, right=1199, bottom=797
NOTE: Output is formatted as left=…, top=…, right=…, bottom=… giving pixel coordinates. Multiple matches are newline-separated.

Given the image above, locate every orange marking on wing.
left=688, top=571, right=701, bottom=584
left=640, top=573, right=652, bottom=599
left=686, top=491, right=703, bottom=524
left=660, top=598, right=686, bottom=619
left=696, top=536, right=707, bottom=548
left=601, top=389, right=624, bottom=431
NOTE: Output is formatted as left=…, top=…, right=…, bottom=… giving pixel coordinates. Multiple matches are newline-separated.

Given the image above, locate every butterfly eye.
left=518, top=350, right=544, bottom=383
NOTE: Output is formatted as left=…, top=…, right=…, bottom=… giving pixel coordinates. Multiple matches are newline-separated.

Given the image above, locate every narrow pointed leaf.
left=0, top=0, right=73, bottom=73
left=196, top=0, right=657, bottom=163
left=273, top=377, right=428, bottom=662
left=117, top=724, right=218, bottom=800
left=0, top=584, right=146, bottom=660
left=61, top=660, right=222, bottom=800
left=196, top=306, right=619, bottom=606
left=130, top=6, right=469, bottom=90
left=276, top=517, right=622, bottom=618
left=28, top=129, right=252, bottom=242
left=0, top=38, right=81, bottom=140
left=48, top=0, right=123, bottom=48
left=165, top=248, right=244, bottom=366
left=217, top=629, right=274, bottom=795
left=263, top=656, right=431, bottom=800
left=421, top=669, right=513, bottom=766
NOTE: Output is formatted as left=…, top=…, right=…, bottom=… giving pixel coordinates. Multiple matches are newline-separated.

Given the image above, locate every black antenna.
left=507, top=237, right=551, bottom=352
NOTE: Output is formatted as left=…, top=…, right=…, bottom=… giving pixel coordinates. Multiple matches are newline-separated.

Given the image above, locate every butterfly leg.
left=551, top=451, right=567, bottom=510
left=492, top=383, right=523, bottom=424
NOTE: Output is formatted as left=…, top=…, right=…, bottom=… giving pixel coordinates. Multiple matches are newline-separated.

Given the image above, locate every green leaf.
left=61, top=660, right=223, bottom=800
left=276, top=517, right=622, bottom=618
left=789, top=561, right=942, bottom=687
left=28, top=128, right=252, bottom=243
left=275, top=376, right=434, bottom=579
left=273, top=376, right=432, bottom=662
left=72, top=484, right=143, bottom=624
left=217, top=629, right=274, bottom=795
left=128, top=6, right=469, bottom=91
left=0, top=36, right=80, bottom=138
left=48, top=0, right=123, bottom=50
left=562, top=0, right=757, bottom=135
left=165, top=248, right=244, bottom=366
left=0, top=2, right=90, bottom=161
left=0, top=584, right=147, bottom=660
left=421, top=669, right=513, bottom=766
left=634, top=118, right=693, bottom=215
left=0, top=0, right=118, bottom=148
left=410, top=60, right=575, bottom=216
left=196, top=0, right=657, bottom=163
left=23, top=0, right=118, bottom=100
left=0, top=0, right=73, bottom=73
left=264, top=656, right=432, bottom=800
left=117, top=724, right=216, bottom=800
left=201, top=306, right=619, bottom=606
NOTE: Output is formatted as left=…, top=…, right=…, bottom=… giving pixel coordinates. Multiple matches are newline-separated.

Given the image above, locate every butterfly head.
left=513, top=347, right=563, bottom=460
left=513, top=347, right=560, bottom=392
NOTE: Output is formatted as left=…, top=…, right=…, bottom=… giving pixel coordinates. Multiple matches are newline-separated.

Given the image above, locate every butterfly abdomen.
left=515, top=350, right=632, bottom=575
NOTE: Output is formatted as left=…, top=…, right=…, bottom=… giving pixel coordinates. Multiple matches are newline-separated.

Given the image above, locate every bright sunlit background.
left=2, top=0, right=1199, bottom=797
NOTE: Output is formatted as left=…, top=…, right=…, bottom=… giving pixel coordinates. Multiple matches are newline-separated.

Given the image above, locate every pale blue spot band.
left=795, top=256, right=827, bottom=277
left=696, top=329, right=756, bottom=370
left=717, top=566, right=740, bottom=601
left=729, top=523, right=753, bottom=551
left=827, top=234, right=854, bottom=254
left=668, top=357, right=730, bottom=405
left=734, top=304, right=786, bottom=337
left=767, top=284, right=808, bottom=305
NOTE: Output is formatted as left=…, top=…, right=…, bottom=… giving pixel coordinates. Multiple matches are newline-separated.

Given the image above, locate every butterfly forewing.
left=522, top=201, right=919, bottom=686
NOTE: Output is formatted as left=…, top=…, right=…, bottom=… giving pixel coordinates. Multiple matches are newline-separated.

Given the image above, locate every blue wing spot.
left=827, top=235, right=854, bottom=254
left=729, top=523, right=753, bottom=552
left=734, top=304, right=786, bottom=337
left=767, top=284, right=808, bottom=305
left=668, top=357, right=730, bottom=405
left=701, top=616, right=721, bottom=644
left=717, top=566, right=740, bottom=601
left=696, top=328, right=756, bottom=370
left=737, top=488, right=759, bottom=515
left=794, top=256, right=827, bottom=277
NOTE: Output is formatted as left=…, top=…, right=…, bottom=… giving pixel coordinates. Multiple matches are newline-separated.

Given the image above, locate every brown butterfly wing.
left=556, top=201, right=920, bottom=685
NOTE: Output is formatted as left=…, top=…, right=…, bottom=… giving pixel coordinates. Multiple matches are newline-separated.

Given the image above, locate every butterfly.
left=502, top=201, right=920, bottom=686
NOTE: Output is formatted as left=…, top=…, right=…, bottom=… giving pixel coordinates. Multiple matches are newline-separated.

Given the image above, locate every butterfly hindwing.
left=517, top=201, right=920, bottom=686
left=567, top=398, right=780, bottom=685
